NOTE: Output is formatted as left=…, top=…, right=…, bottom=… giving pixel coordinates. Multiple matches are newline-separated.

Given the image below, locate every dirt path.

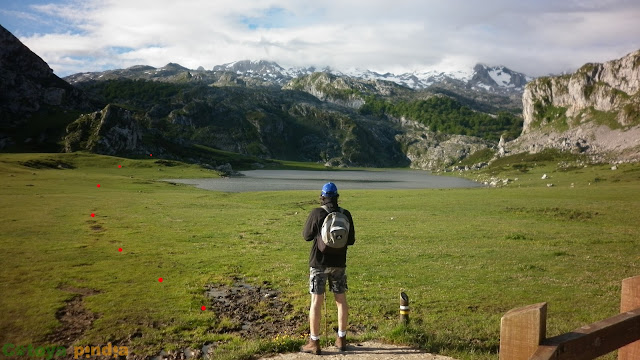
left=258, top=341, right=458, bottom=360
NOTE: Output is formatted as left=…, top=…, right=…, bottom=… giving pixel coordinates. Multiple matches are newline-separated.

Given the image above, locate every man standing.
left=300, top=182, right=356, bottom=355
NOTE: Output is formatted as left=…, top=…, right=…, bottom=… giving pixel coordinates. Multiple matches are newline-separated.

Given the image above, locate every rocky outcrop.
left=511, top=49, right=640, bottom=161
left=64, top=104, right=143, bottom=155
left=283, top=73, right=368, bottom=109
left=393, top=116, right=492, bottom=170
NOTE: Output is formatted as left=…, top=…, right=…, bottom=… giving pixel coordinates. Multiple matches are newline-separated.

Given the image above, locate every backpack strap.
left=321, top=205, right=344, bottom=214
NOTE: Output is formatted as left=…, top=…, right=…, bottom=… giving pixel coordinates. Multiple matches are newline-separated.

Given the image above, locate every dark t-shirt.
left=302, top=202, right=355, bottom=268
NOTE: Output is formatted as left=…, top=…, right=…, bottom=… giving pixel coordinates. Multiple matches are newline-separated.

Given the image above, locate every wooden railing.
left=499, top=275, right=640, bottom=360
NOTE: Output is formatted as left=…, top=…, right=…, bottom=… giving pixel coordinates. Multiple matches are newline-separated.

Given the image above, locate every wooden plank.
left=530, top=308, right=640, bottom=360
left=499, top=302, right=547, bottom=360
left=619, top=275, right=640, bottom=360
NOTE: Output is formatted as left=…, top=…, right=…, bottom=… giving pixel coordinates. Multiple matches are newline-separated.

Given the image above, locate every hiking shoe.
left=335, top=336, right=347, bottom=351
left=300, top=338, right=321, bottom=355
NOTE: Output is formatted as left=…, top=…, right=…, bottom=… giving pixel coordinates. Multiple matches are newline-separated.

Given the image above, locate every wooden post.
left=500, top=302, right=547, bottom=360
left=530, top=308, right=640, bottom=360
left=619, top=275, right=640, bottom=360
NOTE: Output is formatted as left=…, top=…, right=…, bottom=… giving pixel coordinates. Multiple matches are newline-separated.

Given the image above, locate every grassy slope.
left=0, top=152, right=639, bottom=359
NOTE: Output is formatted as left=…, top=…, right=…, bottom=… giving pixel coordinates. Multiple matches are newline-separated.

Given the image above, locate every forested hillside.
left=359, top=95, right=522, bottom=141
left=65, top=77, right=522, bottom=169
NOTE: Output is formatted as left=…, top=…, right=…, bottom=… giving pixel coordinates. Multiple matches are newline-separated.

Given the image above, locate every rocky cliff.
left=0, top=24, right=91, bottom=150
left=510, top=49, right=640, bottom=161
left=393, top=116, right=492, bottom=170
left=64, top=104, right=143, bottom=155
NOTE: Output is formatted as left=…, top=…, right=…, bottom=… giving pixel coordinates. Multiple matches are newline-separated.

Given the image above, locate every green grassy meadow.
left=0, top=152, right=639, bottom=359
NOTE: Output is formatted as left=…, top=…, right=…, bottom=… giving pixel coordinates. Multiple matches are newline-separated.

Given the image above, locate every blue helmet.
left=321, top=182, right=339, bottom=197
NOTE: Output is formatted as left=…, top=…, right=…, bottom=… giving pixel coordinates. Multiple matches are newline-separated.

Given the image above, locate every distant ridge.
left=65, top=59, right=533, bottom=97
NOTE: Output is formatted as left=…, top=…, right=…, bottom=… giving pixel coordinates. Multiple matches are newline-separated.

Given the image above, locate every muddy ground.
left=43, top=279, right=354, bottom=359
left=204, top=278, right=306, bottom=338
left=46, top=286, right=100, bottom=345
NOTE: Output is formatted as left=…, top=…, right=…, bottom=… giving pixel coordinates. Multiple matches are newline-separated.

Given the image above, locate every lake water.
left=164, top=169, right=482, bottom=192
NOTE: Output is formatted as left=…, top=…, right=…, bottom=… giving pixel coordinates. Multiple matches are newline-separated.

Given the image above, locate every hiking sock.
left=310, top=334, right=320, bottom=341
left=337, top=330, right=346, bottom=338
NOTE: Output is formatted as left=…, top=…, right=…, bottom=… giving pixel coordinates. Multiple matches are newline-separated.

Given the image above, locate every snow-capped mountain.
left=65, top=59, right=533, bottom=97
left=208, top=59, right=532, bottom=95
left=211, top=60, right=320, bottom=85
left=338, top=67, right=475, bottom=88
left=470, top=64, right=533, bottom=92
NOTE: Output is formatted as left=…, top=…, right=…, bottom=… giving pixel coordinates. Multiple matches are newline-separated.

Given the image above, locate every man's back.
left=300, top=182, right=355, bottom=355
left=303, top=204, right=355, bottom=268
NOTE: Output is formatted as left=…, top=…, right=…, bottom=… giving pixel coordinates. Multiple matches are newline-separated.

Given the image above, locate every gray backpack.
left=318, top=206, right=350, bottom=253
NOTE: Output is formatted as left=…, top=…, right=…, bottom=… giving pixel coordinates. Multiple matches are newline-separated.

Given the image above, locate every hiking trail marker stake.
left=400, top=292, right=410, bottom=325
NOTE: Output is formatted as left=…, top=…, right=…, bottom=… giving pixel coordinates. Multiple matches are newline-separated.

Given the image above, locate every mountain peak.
left=213, top=59, right=284, bottom=73
left=162, top=63, right=189, bottom=70
left=470, top=63, right=531, bottom=91
left=127, top=65, right=156, bottom=71
left=63, top=55, right=534, bottom=97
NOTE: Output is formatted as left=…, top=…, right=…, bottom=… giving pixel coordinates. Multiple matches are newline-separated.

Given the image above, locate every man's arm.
left=302, top=209, right=320, bottom=241
left=346, top=210, right=355, bottom=246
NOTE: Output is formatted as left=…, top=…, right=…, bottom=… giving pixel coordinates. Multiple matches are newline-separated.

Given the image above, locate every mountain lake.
left=164, top=169, right=483, bottom=192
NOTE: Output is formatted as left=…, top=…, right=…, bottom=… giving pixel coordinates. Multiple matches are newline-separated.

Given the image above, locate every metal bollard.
left=400, top=292, right=410, bottom=325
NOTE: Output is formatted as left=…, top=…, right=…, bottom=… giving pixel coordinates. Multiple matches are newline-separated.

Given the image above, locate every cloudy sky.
left=1, top=0, right=639, bottom=77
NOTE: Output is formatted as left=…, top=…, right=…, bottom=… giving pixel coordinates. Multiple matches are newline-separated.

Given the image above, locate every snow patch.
left=488, top=68, right=514, bottom=88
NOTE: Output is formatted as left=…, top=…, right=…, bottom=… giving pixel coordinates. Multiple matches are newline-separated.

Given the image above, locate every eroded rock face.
left=393, top=117, right=492, bottom=170
left=64, top=104, right=143, bottom=155
left=515, top=49, right=640, bottom=161
left=523, top=49, right=640, bottom=133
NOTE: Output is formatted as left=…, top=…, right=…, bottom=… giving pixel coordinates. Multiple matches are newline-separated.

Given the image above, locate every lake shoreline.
left=163, top=169, right=483, bottom=192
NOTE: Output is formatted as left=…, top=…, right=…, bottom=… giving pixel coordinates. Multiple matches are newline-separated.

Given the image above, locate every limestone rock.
left=511, top=49, right=640, bottom=162
left=393, top=116, right=492, bottom=170
left=64, top=104, right=143, bottom=155
left=283, top=72, right=367, bottom=109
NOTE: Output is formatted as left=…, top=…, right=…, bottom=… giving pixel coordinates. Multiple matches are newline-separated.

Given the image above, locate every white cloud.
left=0, top=9, right=40, bottom=23
left=9, top=0, right=640, bottom=77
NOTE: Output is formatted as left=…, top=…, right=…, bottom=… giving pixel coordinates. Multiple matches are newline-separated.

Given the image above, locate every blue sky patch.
left=240, top=7, right=293, bottom=30
left=0, top=0, right=77, bottom=36
left=109, top=46, right=135, bottom=55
